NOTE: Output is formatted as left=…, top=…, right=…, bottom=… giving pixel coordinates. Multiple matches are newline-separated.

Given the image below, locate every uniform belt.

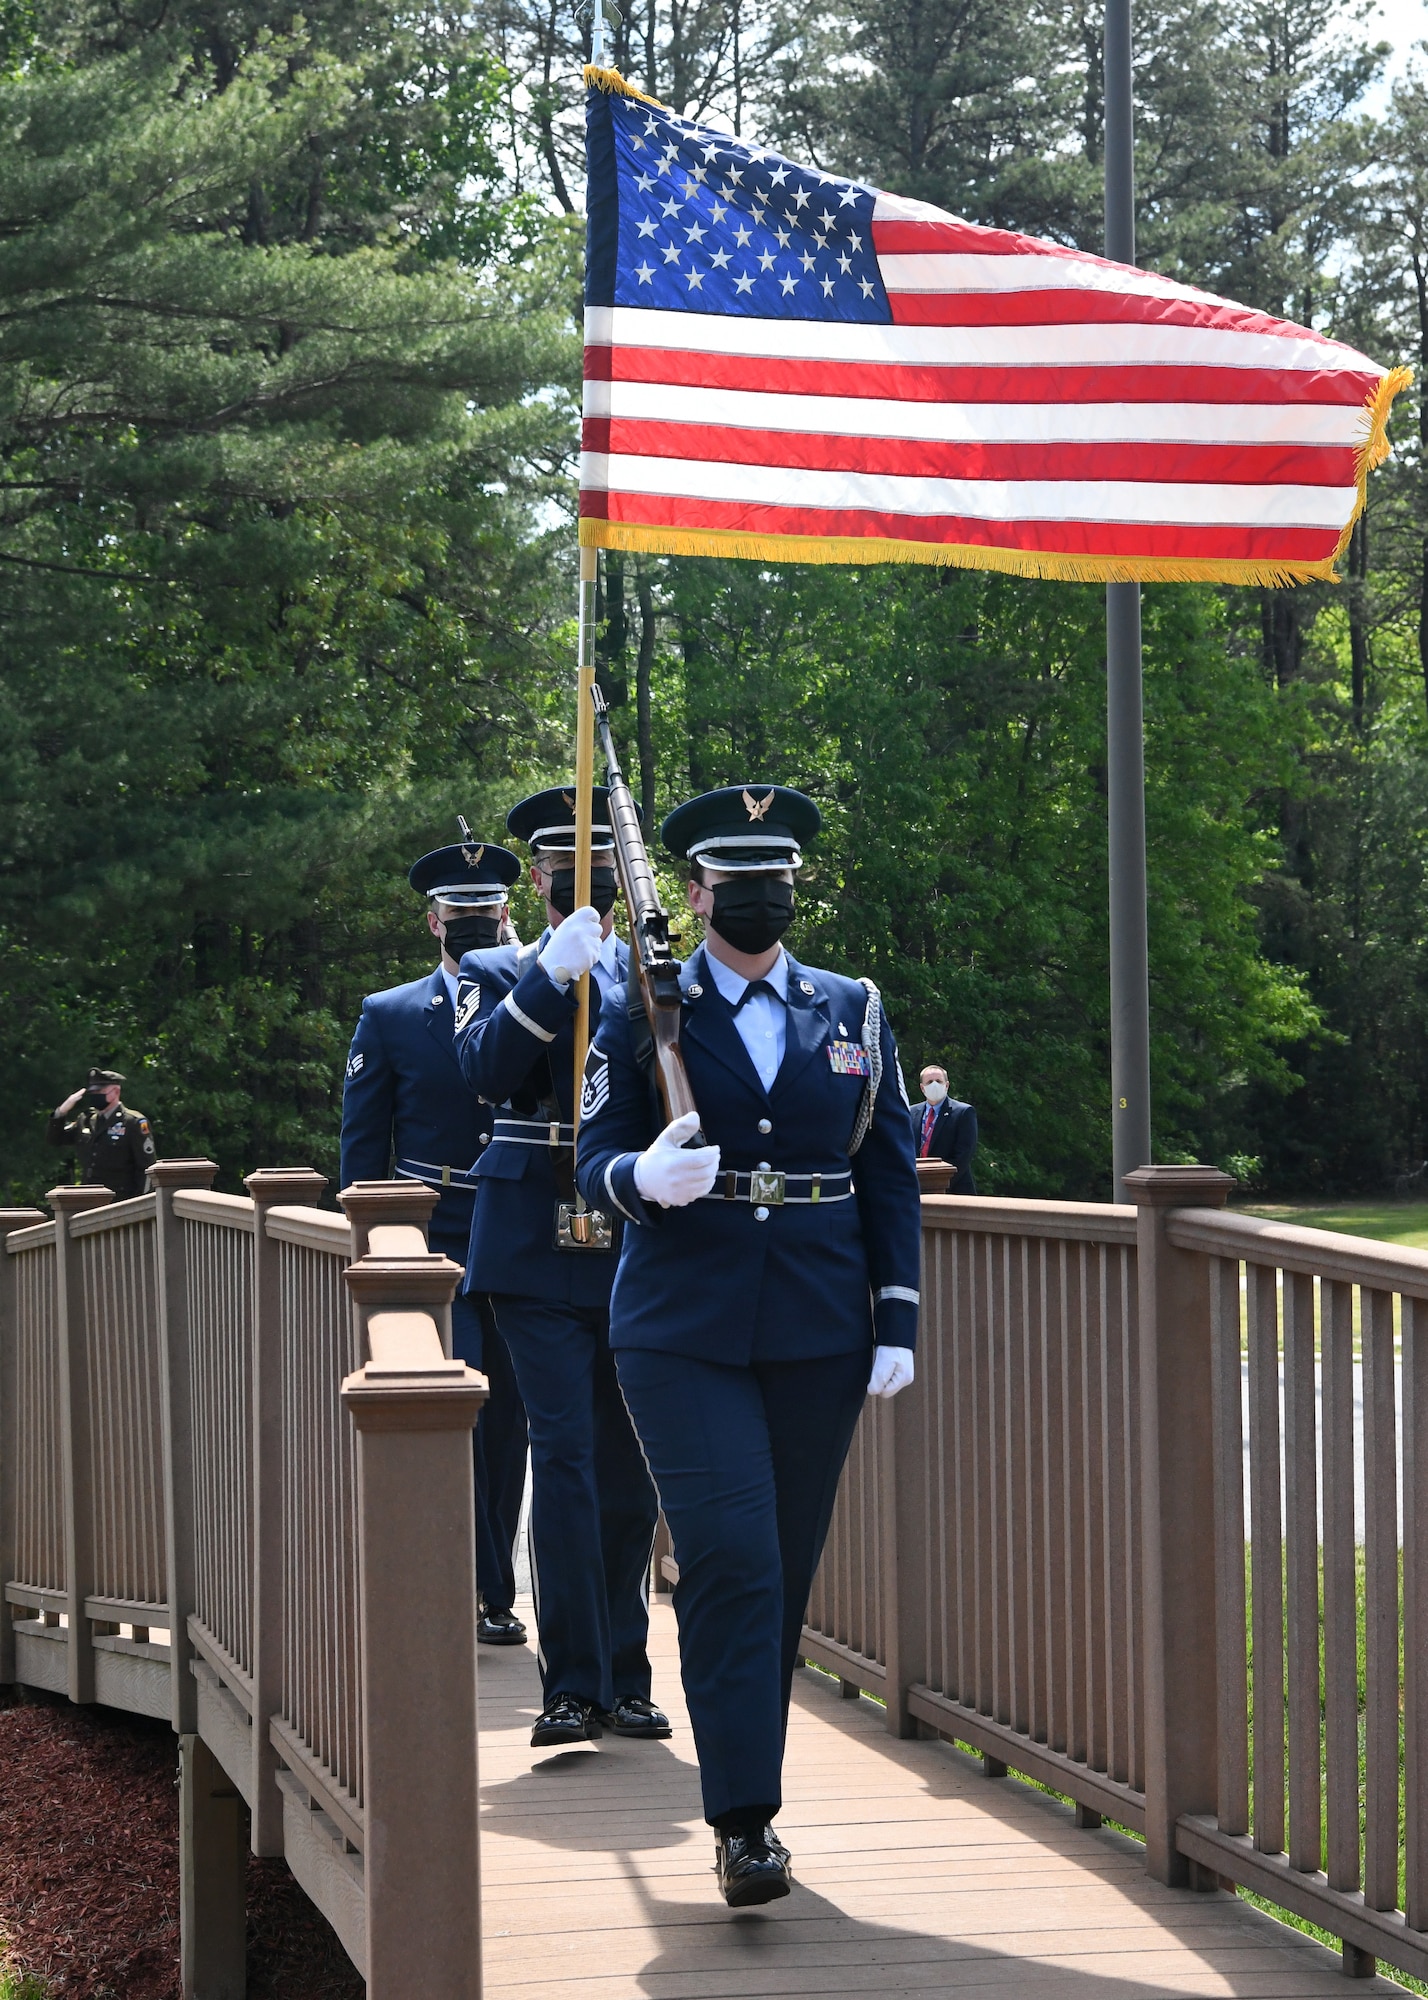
left=491, top=1117, right=575, bottom=1148
left=394, top=1158, right=480, bottom=1191
left=698, top=1169, right=853, bottom=1207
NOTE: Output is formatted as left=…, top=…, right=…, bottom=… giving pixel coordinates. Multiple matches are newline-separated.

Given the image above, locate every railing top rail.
left=1166, top=1203, right=1428, bottom=1296
left=172, top=1189, right=255, bottom=1230
left=69, top=1191, right=158, bottom=1236
left=265, top=1204, right=350, bottom=1255
left=920, top=1193, right=1137, bottom=1245
left=5, top=1219, right=57, bottom=1252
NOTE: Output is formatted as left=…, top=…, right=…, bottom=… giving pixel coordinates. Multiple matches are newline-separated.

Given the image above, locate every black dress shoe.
left=477, top=1605, right=527, bottom=1646
left=603, top=1695, right=671, bottom=1738
left=714, top=1827, right=792, bottom=1908
left=530, top=1693, right=604, bottom=1747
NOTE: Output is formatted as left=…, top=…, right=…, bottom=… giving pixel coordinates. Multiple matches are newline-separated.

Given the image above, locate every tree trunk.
left=1348, top=517, right=1368, bottom=732
left=636, top=566, right=657, bottom=825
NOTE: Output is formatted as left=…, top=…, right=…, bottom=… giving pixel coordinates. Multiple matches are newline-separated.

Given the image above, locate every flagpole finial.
left=576, top=0, right=620, bottom=70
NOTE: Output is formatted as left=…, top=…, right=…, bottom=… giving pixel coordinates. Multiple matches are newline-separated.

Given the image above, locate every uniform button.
left=757, top=1118, right=772, bottom=1135
left=479, top=1133, right=490, bottom=1146
left=754, top=1206, right=770, bottom=1221
left=757, top=1161, right=771, bottom=1171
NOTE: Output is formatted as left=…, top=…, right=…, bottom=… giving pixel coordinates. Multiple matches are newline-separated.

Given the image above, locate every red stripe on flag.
left=582, top=417, right=1355, bottom=488
left=579, top=488, right=1341, bottom=563
left=584, top=345, right=1379, bottom=409
left=885, top=289, right=1322, bottom=339
left=872, top=218, right=1082, bottom=258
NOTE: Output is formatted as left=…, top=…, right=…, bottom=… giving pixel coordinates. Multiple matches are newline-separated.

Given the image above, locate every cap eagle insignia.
left=562, top=790, right=576, bottom=809
left=743, top=788, right=774, bottom=822
left=462, top=843, right=485, bottom=869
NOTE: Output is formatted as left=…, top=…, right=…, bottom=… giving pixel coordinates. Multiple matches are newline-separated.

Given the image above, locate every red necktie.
left=920, top=1105, right=936, bottom=1157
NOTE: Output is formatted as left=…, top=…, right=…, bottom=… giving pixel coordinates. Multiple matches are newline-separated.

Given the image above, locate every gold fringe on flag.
left=584, top=63, right=663, bottom=106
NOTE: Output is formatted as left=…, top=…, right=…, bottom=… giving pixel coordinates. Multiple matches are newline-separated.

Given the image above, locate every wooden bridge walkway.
left=479, top=1599, right=1403, bottom=2000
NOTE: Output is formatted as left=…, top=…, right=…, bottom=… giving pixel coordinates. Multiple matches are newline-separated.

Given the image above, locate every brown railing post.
left=151, top=1160, right=221, bottom=1736
left=244, top=1168, right=327, bottom=1857
left=180, top=1729, right=247, bottom=2000
left=340, top=1182, right=443, bottom=1347
left=342, top=1243, right=485, bottom=1999
left=50, top=1184, right=115, bottom=1703
left=0, top=1208, right=46, bottom=1689
left=1125, top=1163, right=1233, bottom=1886
left=880, top=1380, right=928, bottom=1737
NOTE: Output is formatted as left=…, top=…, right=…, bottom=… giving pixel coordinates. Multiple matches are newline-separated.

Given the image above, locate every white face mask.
left=922, top=1079, right=948, bottom=1105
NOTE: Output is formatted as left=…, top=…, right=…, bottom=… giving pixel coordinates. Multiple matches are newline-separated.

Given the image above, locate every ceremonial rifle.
left=590, top=683, right=703, bottom=1134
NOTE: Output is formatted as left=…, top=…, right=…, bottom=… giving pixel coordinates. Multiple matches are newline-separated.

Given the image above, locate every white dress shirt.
left=704, top=946, right=789, bottom=1093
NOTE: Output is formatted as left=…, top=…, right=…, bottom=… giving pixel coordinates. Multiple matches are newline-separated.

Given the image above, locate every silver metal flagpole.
left=1103, top=0, right=1152, bottom=1198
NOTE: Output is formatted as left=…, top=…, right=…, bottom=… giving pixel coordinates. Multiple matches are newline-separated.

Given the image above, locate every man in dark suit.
left=340, top=830, right=529, bottom=1646
left=454, top=785, right=665, bottom=1750
left=914, top=1064, right=978, bottom=1193
left=576, top=783, right=921, bottom=1909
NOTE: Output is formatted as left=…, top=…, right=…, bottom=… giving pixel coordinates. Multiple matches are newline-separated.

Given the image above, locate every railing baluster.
left=1064, top=1241, right=1088, bottom=1765
left=1405, top=1294, right=1428, bottom=1931
left=1210, top=1254, right=1249, bottom=1838
left=1320, top=1276, right=1358, bottom=1892
left=0, top=1209, right=46, bottom=1687
left=1362, top=1286, right=1400, bottom=1910
left=1282, top=1268, right=1320, bottom=1874
left=1247, top=1259, right=1284, bottom=1856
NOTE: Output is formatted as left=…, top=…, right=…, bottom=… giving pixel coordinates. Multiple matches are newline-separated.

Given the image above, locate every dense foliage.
left=2, top=0, right=1426, bottom=1200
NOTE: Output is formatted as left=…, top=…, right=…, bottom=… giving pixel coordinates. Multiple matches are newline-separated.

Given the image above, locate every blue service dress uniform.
left=575, top=941, right=921, bottom=1824
left=454, top=933, right=660, bottom=1712
left=340, top=966, right=528, bottom=1614
left=915, top=1095, right=978, bottom=1191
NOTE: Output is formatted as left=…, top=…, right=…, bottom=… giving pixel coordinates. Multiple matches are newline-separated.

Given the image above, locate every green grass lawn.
left=1242, top=1199, right=1428, bottom=1251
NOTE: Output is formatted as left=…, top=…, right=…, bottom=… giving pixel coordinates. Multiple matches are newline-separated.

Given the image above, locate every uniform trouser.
left=614, top=1346, right=870, bottom=1826
left=487, top=1296, right=659, bottom=1711
left=435, top=1227, right=529, bottom=1615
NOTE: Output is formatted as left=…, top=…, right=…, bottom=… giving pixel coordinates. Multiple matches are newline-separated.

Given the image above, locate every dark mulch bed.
left=0, top=1689, right=363, bottom=1999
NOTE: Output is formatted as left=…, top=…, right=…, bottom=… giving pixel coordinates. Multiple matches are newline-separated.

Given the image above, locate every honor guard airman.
left=575, top=784, right=921, bottom=1907
left=340, top=829, right=530, bottom=1647
left=47, top=1069, right=156, bottom=1201
left=453, top=786, right=666, bottom=1747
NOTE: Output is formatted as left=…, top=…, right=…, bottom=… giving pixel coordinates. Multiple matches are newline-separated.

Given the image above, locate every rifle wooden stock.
left=591, top=688, right=702, bottom=1136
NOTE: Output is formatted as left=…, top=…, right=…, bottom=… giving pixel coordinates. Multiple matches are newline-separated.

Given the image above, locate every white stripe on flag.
left=584, top=378, right=1367, bottom=446
left=580, top=451, right=1357, bottom=528
left=876, top=253, right=1224, bottom=302
left=584, top=306, right=1377, bottom=377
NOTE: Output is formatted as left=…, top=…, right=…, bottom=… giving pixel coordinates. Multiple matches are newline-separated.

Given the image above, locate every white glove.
left=867, top=1346, right=915, bottom=1398
left=538, top=906, right=604, bottom=986
left=633, top=1111, right=720, bottom=1208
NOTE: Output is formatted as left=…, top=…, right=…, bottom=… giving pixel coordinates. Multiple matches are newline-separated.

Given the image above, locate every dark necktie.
left=920, top=1104, right=936, bottom=1156
left=733, top=978, right=777, bottom=1013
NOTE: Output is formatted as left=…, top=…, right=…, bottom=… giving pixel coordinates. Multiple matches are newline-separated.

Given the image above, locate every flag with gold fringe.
left=582, top=66, right=1408, bottom=587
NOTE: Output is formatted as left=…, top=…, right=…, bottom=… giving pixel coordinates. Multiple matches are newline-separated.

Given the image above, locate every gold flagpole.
left=572, top=544, right=598, bottom=1132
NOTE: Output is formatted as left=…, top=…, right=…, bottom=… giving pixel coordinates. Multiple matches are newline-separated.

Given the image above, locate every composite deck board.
left=480, top=1602, right=1406, bottom=2000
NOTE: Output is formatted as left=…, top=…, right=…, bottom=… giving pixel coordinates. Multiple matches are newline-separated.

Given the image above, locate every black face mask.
left=439, top=912, right=502, bottom=960
left=709, top=877, right=795, bottom=956
left=547, top=868, right=618, bottom=919
left=84, top=1088, right=111, bottom=1113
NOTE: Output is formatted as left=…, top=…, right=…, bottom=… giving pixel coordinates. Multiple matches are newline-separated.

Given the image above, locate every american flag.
left=582, top=69, right=1407, bottom=586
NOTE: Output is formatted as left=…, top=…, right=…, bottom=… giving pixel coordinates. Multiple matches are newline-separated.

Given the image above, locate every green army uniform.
left=47, top=1101, right=156, bottom=1200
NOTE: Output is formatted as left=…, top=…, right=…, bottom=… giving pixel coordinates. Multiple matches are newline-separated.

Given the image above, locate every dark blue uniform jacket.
left=575, top=943, right=922, bottom=1367
left=340, top=968, right=495, bottom=1241
left=916, top=1097, right=978, bottom=1193
left=455, top=936, right=631, bottom=1307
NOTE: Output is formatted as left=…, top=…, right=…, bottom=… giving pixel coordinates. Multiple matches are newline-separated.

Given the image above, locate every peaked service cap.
left=661, top=784, right=820, bottom=873
left=408, top=838, right=521, bottom=904
left=87, top=1068, right=125, bottom=1087
left=505, top=785, right=639, bottom=855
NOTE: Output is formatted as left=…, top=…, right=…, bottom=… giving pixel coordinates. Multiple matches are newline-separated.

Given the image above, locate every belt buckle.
left=749, top=1170, right=785, bottom=1206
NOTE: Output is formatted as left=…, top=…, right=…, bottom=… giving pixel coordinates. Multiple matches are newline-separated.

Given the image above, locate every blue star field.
left=585, top=85, right=893, bottom=323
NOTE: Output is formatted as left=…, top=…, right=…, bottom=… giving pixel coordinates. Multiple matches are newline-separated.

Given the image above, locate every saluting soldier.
left=47, top=1069, right=155, bottom=1200
left=340, top=833, right=530, bottom=1647
left=575, top=785, right=921, bottom=1908
left=454, top=786, right=666, bottom=1747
